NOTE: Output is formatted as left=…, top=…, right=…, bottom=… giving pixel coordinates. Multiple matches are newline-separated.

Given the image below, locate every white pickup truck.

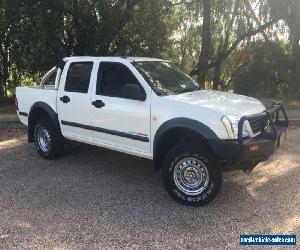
left=16, top=56, right=288, bottom=206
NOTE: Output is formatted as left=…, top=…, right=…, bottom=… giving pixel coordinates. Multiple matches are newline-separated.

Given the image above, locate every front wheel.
left=162, top=141, right=222, bottom=206
left=33, top=118, right=64, bottom=159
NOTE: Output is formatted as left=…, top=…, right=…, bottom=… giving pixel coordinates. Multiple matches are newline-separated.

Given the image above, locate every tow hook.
left=242, top=161, right=258, bottom=173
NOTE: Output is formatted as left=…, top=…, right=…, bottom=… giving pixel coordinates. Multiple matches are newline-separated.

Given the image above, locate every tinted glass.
left=65, top=62, right=93, bottom=93
left=132, top=61, right=199, bottom=96
left=96, top=62, right=141, bottom=98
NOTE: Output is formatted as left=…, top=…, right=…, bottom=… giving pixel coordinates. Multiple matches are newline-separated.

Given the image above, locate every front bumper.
left=210, top=102, right=288, bottom=163
left=210, top=137, right=277, bottom=162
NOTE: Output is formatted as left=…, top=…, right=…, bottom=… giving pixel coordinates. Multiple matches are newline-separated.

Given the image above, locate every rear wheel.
left=33, top=118, right=64, bottom=159
left=162, top=141, right=222, bottom=206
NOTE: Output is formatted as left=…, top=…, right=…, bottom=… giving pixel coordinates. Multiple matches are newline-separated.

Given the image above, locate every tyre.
left=33, top=118, right=64, bottom=159
left=161, top=141, right=222, bottom=206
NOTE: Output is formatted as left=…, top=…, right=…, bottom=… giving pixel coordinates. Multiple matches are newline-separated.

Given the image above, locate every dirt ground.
left=0, top=124, right=299, bottom=249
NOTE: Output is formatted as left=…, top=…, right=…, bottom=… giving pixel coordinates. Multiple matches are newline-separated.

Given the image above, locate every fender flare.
left=28, top=102, right=61, bottom=142
left=153, top=118, right=219, bottom=168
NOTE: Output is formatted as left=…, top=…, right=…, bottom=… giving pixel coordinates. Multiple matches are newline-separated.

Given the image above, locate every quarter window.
left=65, top=62, right=93, bottom=93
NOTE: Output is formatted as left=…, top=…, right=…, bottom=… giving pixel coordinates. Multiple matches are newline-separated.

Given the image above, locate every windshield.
left=132, top=61, right=199, bottom=96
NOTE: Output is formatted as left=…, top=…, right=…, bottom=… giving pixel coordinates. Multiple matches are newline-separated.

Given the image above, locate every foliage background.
left=0, top=0, right=299, bottom=104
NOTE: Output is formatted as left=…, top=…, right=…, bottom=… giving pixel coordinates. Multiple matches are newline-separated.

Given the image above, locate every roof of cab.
left=63, top=56, right=164, bottom=62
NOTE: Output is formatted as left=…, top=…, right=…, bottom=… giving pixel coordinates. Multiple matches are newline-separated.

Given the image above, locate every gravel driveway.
left=0, top=124, right=299, bottom=249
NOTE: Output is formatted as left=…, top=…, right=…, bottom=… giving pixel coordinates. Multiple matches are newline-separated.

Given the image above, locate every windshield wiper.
left=173, top=88, right=197, bottom=94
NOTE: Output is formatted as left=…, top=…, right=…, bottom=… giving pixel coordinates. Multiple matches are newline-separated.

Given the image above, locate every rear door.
left=57, top=60, right=96, bottom=141
left=90, top=60, right=151, bottom=157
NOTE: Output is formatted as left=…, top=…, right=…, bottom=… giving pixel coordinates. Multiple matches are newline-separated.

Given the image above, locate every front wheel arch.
left=153, top=118, right=219, bottom=170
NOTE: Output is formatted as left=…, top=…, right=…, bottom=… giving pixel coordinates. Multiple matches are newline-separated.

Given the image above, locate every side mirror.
left=122, top=84, right=146, bottom=101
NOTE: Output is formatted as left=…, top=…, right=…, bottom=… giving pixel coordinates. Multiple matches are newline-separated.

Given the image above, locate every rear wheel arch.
left=28, top=102, right=61, bottom=143
left=153, top=118, right=219, bottom=170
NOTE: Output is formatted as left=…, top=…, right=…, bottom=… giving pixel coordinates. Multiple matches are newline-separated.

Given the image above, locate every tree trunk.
left=1, top=74, right=8, bottom=99
left=2, top=55, right=9, bottom=99
left=0, top=51, right=9, bottom=100
left=190, top=19, right=278, bottom=77
left=288, top=0, right=300, bottom=97
left=0, top=80, right=4, bottom=101
left=3, top=81, right=7, bottom=98
left=213, top=62, right=222, bottom=90
left=289, top=39, right=300, bottom=97
left=0, top=74, right=8, bottom=100
left=197, top=0, right=211, bottom=88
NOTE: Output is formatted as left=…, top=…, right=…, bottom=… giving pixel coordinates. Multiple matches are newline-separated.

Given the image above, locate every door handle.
left=60, top=95, right=70, bottom=103
left=92, top=100, right=105, bottom=108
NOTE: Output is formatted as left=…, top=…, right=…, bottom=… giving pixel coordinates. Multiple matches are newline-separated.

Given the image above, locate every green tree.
left=0, top=0, right=21, bottom=99
left=192, top=0, right=279, bottom=89
left=269, top=0, right=300, bottom=97
left=0, top=0, right=170, bottom=100
left=233, top=41, right=291, bottom=98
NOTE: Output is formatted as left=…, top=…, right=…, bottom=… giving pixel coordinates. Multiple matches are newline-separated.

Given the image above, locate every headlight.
left=221, top=115, right=250, bottom=139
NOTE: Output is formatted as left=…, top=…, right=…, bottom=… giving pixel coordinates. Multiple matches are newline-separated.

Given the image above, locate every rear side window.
left=65, top=62, right=93, bottom=93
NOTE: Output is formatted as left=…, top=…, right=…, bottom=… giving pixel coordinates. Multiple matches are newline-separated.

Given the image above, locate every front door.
left=57, top=60, right=95, bottom=141
left=90, top=61, right=151, bottom=157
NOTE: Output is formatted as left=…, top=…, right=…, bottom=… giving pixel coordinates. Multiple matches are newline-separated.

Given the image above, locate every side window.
left=96, top=62, right=141, bottom=98
left=65, top=62, right=93, bottom=93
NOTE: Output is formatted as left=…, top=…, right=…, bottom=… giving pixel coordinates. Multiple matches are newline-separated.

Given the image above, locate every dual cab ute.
left=16, top=57, right=288, bottom=206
